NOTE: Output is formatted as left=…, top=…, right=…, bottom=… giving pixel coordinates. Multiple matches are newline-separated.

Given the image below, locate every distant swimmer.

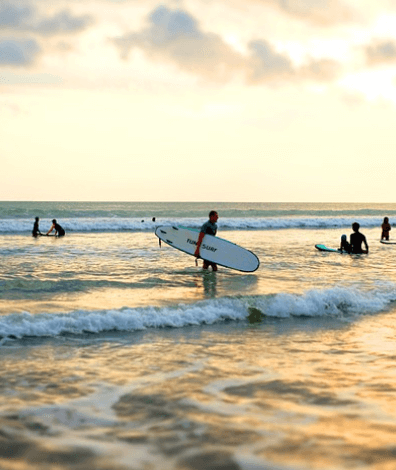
left=47, top=219, right=65, bottom=237
left=381, top=217, right=391, bottom=241
left=32, top=217, right=42, bottom=238
left=350, top=222, right=368, bottom=254
left=194, top=210, right=219, bottom=271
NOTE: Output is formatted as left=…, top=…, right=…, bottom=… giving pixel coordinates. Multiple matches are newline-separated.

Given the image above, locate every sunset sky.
left=1, top=0, right=396, bottom=202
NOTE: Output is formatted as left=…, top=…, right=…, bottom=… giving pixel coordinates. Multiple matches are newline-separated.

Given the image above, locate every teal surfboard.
left=315, top=244, right=348, bottom=253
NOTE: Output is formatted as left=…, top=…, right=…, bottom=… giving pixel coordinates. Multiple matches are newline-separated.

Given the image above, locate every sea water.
left=1, top=202, right=396, bottom=470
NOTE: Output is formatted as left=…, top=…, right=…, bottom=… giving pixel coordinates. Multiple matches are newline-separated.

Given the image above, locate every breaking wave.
left=1, top=286, right=395, bottom=341
left=0, top=216, right=388, bottom=234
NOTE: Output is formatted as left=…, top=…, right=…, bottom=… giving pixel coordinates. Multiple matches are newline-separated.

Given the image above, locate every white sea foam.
left=0, top=216, right=388, bottom=234
left=1, top=287, right=394, bottom=339
left=256, top=286, right=393, bottom=317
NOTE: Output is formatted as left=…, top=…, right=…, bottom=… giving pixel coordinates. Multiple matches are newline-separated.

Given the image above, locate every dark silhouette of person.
left=194, top=210, right=219, bottom=271
left=339, top=234, right=351, bottom=253
left=381, top=217, right=391, bottom=240
left=350, top=222, right=368, bottom=254
left=47, top=219, right=65, bottom=237
left=32, top=217, right=42, bottom=237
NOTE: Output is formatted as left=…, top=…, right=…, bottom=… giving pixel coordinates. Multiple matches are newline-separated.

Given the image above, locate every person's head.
left=35, top=217, right=39, bottom=222
left=209, top=211, right=218, bottom=223
left=341, top=234, right=347, bottom=241
left=52, top=219, right=57, bottom=224
left=352, top=222, right=360, bottom=232
left=384, top=217, right=389, bottom=223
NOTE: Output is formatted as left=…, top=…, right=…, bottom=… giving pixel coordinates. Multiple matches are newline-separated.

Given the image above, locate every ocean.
left=1, top=201, right=396, bottom=470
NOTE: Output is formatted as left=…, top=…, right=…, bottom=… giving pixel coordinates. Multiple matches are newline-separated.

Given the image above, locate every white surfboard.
left=380, top=240, right=396, bottom=244
left=155, top=226, right=260, bottom=272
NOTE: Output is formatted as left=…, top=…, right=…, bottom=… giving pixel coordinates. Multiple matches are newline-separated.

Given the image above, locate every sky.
left=1, top=0, right=396, bottom=202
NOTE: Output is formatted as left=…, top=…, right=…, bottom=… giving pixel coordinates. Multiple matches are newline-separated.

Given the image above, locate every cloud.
left=299, top=58, right=340, bottom=81
left=364, top=39, right=396, bottom=65
left=113, top=6, right=341, bottom=85
left=248, top=40, right=294, bottom=80
left=247, top=40, right=340, bottom=83
left=0, top=2, right=92, bottom=35
left=255, top=0, right=355, bottom=25
left=113, top=6, right=245, bottom=81
left=0, top=2, right=32, bottom=28
left=0, top=38, right=40, bottom=66
left=0, top=2, right=92, bottom=71
left=35, top=11, right=92, bottom=35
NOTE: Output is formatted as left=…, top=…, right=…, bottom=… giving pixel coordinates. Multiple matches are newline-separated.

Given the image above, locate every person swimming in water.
left=47, top=219, right=65, bottom=237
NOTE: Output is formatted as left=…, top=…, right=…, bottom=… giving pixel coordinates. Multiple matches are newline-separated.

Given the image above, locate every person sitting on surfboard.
left=32, top=217, right=42, bottom=237
left=350, top=222, right=368, bottom=254
left=194, top=210, right=219, bottom=271
left=381, top=217, right=391, bottom=241
left=338, top=234, right=351, bottom=253
left=47, top=219, right=65, bottom=237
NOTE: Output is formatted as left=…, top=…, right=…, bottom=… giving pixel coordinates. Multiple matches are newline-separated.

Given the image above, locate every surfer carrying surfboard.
left=194, top=211, right=219, bottom=271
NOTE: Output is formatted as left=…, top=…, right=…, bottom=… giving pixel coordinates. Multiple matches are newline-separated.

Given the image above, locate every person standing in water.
left=47, top=219, right=65, bottom=237
left=32, top=217, right=42, bottom=237
left=339, top=234, right=351, bottom=253
left=350, top=222, right=368, bottom=254
left=381, top=217, right=391, bottom=240
left=194, top=210, right=219, bottom=271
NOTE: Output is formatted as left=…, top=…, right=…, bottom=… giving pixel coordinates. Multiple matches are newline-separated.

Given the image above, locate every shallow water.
left=1, top=202, right=396, bottom=470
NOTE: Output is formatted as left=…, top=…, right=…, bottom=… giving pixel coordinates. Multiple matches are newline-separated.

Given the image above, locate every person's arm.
left=194, top=232, right=205, bottom=257
left=46, top=224, right=54, bottom=235
left=363, top=236, right=369, bottom=253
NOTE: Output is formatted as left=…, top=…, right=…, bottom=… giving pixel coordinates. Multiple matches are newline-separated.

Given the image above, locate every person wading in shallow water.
left=47, top=219, right=65, bottom=237
left=194, top=210, right=219, bottom=271
left=339, top=234, right=351, bottom=253
left=381, top=217, right=391, bottom=241
left=350, top=222, right=368, bottom=254
left=32, top=217, right=42, bottom=237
